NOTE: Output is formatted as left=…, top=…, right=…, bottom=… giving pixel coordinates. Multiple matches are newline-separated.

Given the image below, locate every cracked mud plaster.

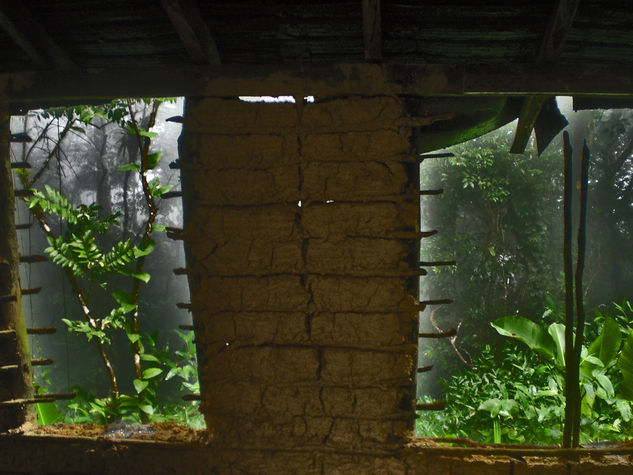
left=180, top=94, right=419, bottom=454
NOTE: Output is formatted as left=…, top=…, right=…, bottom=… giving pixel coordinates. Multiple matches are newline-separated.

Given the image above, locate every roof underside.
left=0, top=1, right=631, bottom=71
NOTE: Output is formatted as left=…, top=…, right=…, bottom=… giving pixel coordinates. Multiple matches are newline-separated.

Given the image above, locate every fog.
left=11, top=99, right=191, bottom=400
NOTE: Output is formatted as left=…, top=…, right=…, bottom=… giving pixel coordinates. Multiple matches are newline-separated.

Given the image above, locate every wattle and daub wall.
left=179, top=94, right=421, bottom=468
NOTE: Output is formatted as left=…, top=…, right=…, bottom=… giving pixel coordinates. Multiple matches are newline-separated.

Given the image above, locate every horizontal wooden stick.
left=21, top=287, right=41, bottom=295
left=417, top=365, right=434, bottom=373
left=173, top=268, right=189, bottom=275
left=26, top=327, right=56, bottom=335
left=19, top=255, right=46, bottom=263
left=420, top=260, right=456, bottom=267
left=10, top=161, right=31, bottom=169
left=416, top=401, right=447, bottom=411
left=418, top=153, right=454, bottom=162
left=0, top=329, right=16, bottom=338
left=35, top=392, right=75, bottom=400
left=31, top=358, right=53, bottom=366
left=0, top=364, right=18, bottom=372
left=15, top=223, right=32, bottom=230
left=418, top=189, right=443, bottom=196
left=178, top=324, right=194, bottom=331
left=419, top=328, right=457, bottom=339
left=161, top=191, right=183, bottom=199
left=182, top=393, right=201, bottom=401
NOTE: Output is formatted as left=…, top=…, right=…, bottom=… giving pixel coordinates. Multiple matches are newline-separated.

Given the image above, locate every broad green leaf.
left=127, top=333, right=141, bottom=344
left=593, top=371, right=615, bottom=398
left=139, top=404, right=155, bottom=415
left=146, top=151, right=163, bottom=170
left=548, top=323, right=566, bottom=368
left=616, top=399, right=632, bottom=422
left=133, top=379, right=149, bottom=394
left=140, top=354, right=160, bottom=363
left=478, top=398, right=502, bottom=417
left=134, top=237, right=155, bottom=258
left=142, top=367, right=163, bottom=379
left=618, top=331, right=633, bottom=400
left=588, top=317, right=621, bottom=366
left=119, top=268, right=151, bottom=283
left=35, top=401, right=61, bottom=425
left=117, top=163, right=141, bottom=173
left=491, top=316, right=555, bottom=363
left=111, top=291, right=137, bottom=313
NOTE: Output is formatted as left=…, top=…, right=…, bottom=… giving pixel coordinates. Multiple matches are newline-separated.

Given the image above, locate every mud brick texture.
left=178, top=95, right=419, bottom=455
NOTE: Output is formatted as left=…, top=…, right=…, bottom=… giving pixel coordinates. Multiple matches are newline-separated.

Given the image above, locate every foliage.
left=419, top=124, right=563, bottom=382
left=22, top=98, right=200, bottom=426
left=418, top=302, right=633, bottom=444
left=63, top=330, right=202, bottom=426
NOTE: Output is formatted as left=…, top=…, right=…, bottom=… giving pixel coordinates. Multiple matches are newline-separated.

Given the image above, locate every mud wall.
left=178, top=94, right=420, bottom=465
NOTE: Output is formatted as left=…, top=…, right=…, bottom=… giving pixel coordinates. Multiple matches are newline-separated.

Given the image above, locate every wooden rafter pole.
left=510, top=0, right=579, bottom=154
left=0, top=96, right=34, bottom=430
left=537, top=0, right=581, bottom=64
left=362, top=0, right=382, bottom=61
left=161, top=0, right=221, bottom=65
left=0, top=3, right=75, bottom=71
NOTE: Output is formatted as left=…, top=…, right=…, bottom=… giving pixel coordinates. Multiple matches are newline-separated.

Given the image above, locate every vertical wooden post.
left=0, top=97, right=34, bottom=430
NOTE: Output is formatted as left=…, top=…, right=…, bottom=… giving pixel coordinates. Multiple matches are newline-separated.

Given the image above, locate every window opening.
left=9, top=98, right=204, bottom=435
left=416, top=98, right=633, bottom=446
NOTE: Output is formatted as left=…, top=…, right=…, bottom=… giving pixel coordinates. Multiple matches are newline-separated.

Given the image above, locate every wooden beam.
left=510, top=0, right=579, bottom=154
left=0, top=3, right=76, bottom=71
left=161, top=0, right=221, bottom=65
left=362, top=0, right=382, bottom=61
left=537, top=0, right=580, bottom=64
left=4, top=63, right=633, bottom=109
left=510, top=96, right=547, bottom=154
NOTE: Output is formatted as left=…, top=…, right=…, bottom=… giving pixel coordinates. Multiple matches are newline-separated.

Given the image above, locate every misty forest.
left=11, top=98, right=202, bottom=427
left=418, top=99, right=633, bottom=445
left=10, top=97, right=633, bottom=445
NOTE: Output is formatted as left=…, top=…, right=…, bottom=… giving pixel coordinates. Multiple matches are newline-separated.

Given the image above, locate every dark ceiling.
left=0, top=1, right=630, bottom=72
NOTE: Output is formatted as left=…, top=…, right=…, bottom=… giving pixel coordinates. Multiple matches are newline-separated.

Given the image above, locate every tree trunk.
left=0, top=98, right=35, bottom=431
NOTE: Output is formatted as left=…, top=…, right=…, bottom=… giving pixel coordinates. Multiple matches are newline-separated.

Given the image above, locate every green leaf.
left=140, top=354, right=160, bottom=363
left=616, top=399, right=632, bottom=422
left=139, top=404, right=155, bottom=415
left=142, top=367, right=163, bottom=379
left=119, top=268, right=151, bottom=283
left=593, top=371, right=615, bottom=399
left=133, top=379, right=149, bottom=394
left=35, top=401, right=62, bottom=425
left=111, top=291, right=137, bottom=313
left=491, top=316, right=555, bottom=363
left=617, top=330, right=633, bottom=400
left=146, top=152, right=163, bottom=170
left=127, top=128, right=158, bottom=139
left=547, top=323, right=566, bottom=368
left=127, top=333, right=141, bottom=344
left=134, top=237, right=155, bottom=258
left=588, top=317, right=621, bottom=366
left=117, top=163, right=141, bottom=173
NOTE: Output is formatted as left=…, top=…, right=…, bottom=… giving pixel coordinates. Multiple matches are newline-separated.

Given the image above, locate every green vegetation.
left=418, top=109, right=633, bottom=444
left=418, top=301, right=633, bottom=444
left=15, top=99, right=202, bottom=426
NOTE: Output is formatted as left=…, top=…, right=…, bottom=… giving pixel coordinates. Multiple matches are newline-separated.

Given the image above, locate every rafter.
left=5, top=63, right=633, bottom=111
left=161, top=0, right=221, bottom=65
left=537, top=0, right=580, bottom=64
left=510, top=0, right=579, bottom=154
left=362, top=0, right=382, bottom=61
left=0, top=3, right=75, bottom=71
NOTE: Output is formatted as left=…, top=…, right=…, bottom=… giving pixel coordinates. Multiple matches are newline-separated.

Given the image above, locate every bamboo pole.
left=571, top=142, right=590, bottom=447
left=562, top=131, right=575, bottom=448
